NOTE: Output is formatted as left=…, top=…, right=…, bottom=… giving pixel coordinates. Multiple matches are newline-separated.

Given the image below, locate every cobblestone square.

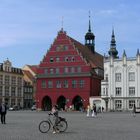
left=0, top=111, right=140, bottom=140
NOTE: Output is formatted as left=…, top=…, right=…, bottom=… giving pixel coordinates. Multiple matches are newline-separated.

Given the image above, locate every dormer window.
left=56, top=57, right=60, bottom=62
left=50, top=57, right=54, bottom=63
left=3, top=59, right=12, bottom=72
left=71, top=57, right=75, bottom=62
left=65, top=57, right=69, bottom=62
left=64, top=46, right=68, bottom=51
left=56, top=46, right=59, bottom=51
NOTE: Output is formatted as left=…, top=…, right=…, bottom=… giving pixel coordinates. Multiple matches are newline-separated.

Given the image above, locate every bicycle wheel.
left=39, top=121, right=51, bottom=133
left=56, top=120, right=68, bottom=132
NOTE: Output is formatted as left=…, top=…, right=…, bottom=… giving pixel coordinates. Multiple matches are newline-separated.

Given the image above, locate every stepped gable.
left=40, top=30, right=103, bottom=69
left=69, top=37, right=103, bottom=69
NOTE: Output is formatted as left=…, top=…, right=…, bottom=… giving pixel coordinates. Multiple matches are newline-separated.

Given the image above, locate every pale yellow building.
left=0, top=59, right=24, bottom=108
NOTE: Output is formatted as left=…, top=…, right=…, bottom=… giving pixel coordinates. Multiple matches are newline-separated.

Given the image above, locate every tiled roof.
left=27, top=65, right=38, bottom=74
left=69, top=37, right=103, bottom=69
left=23, top=70, right=35, bottom=81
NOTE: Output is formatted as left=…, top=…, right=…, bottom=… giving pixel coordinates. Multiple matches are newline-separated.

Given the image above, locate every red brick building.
left=36, top=22, right=103, bottom=111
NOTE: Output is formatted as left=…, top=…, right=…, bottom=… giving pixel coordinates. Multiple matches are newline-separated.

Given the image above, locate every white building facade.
left=101, top=51, right=140, bottom=111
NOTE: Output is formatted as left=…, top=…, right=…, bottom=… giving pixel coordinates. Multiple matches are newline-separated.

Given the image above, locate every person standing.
left=92, top=104, right=97, bottom=117
left=132, top=104, right=136, bottom=117
left=0, top=102, right=7, bottom=124
left=86, top=104, right=91, bottom=117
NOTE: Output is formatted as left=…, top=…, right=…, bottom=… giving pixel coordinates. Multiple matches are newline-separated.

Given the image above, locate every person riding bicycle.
left=49, top=105, right=60, bottom=134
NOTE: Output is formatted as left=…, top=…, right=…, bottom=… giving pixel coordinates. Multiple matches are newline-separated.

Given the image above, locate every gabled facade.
left=101, top=30, right=140, bottom=111
left=36, top=29, right=103, bottom=111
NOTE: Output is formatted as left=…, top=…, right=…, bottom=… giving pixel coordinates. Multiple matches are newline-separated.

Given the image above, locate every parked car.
left=31, top=105, right=36, bottom=111
left=9, top=107, right=14, bottom=111
left=9, top=105, right=20, bottom=111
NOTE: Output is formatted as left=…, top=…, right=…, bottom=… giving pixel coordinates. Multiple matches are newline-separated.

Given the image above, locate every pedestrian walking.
left=86, top=104, right=91, bottom=117
left=92, top=104, right=97, bottom=117
left=132, top=104, right=136, bottom=117
left=0, top=102, right=7, bottom=124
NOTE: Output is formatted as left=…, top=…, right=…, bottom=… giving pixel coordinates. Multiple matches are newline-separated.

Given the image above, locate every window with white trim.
left=50, top=57, right=54, bottom=63
left=115, top=100, right=122, bottom=110
left=50, top=68, right=54, bottom=74
left=56, top=80, right=61, bottom=88
left=56, top=57, right=60, bottom=62
left=11, top=76, right=16, bottom=85
left=77, top=67, right=81, bottom=73
left=129, top=100, right=135, bottom=109
left=115, top=87, right=122, bottom=96
left=44, top=69, right=48, bottom=74
left=79, top=80, right=85, bottom=88
left=5, top=86, right=9, bottom=96
left=64, top=67, right=69, bottom=73
left=72, top=80, right=77, bottom=88
left=65, top=57, right=69, bottom=62
left=129, top=72, right=135, bottom=81
left=63, top=80, right=68, bottom=88
left=71, top=57, right=75, bottom=62
left=11, top=87, right=16, bottom=96
left=64, top=46, right=68, bottom=51
left=129, top=87, right=135, bottom=96
left=56, top=68, right=59, bottom=74
left=115, top=73, right=121, bottom=82
left=41, top=80, right=46, bottom=88
left=70, top=67, right=75, bottom=73
left=48, top=81, right=53, bottom=88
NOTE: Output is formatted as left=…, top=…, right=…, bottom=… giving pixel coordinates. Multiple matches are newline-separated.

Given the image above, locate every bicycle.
left=39, top=113, right=68, bottom=133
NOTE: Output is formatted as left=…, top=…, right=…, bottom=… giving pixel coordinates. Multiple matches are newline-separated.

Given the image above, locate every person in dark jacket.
left=50, top=105, right=59, bottom=134
left=0, top=102, right=7, bottom=124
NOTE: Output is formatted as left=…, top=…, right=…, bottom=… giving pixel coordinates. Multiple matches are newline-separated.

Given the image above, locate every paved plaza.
left=0, top=111, right=140, bottom=140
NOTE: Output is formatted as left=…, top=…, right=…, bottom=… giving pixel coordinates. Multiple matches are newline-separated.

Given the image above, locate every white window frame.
left=129, top=72, right=135, bottom=81
left=115, top=73, right=121, bottom=82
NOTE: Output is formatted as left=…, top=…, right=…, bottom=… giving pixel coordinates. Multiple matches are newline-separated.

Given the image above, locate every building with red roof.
left=36, top=19, right=104, bottom=111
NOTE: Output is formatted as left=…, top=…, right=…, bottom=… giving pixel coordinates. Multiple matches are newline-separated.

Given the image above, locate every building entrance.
left=42, top=96, right=52, bottom=111
left=72, top=96, right=83, bottom=111
left=57, top=96, right=66, bottom=110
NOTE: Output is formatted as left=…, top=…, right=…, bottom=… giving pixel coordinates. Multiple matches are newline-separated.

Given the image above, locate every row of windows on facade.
left=41, top=80, right=85, bottom=88
left=0, top=98, right=22, bottom=107
left=0, top=75, right=23, bottom=85
left=0, top=86, right=23, bottom=97
left=0, top=65, right=22, bottom=74
left=115, top=100, right=137, bottom=109
left=44, top=67, right=81, bottom=74
left=24, top=94, right=33, bottom=100
left=102, top=87, right=136, bottom=96
left=105, top=72, right=135, bottom=82
left=49, top=56, right=76, bottom=63
left=0, top=87, right=32, bottom=95
left=55, top=45, right=69, bottom=52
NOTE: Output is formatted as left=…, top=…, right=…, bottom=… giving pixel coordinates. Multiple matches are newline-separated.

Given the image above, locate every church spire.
left=85, top=11, right=95, bottom=53
left=108, top=28, right=118, bottom=58
left=88, top=11, right=91, bottom=32
left=110, top=28, right=116, bottom=46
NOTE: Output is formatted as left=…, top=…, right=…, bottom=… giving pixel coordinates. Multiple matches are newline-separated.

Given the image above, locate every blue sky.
left=0, top=0, right=140, bottom=67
